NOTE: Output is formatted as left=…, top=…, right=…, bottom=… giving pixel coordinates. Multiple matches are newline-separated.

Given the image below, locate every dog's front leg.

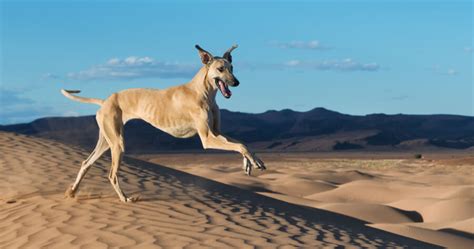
left=197, top=126, right=265, bottom=175
left=220, top=135, right=266, bottom=175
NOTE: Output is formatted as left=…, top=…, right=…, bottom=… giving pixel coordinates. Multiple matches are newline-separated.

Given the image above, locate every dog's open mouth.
left=216, top=79, right=232, bottom=98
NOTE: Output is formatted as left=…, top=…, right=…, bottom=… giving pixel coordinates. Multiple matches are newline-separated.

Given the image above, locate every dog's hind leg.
left=65, top=133, right=109, bottom=198
left=98, top=110, right=132, bottom=202
left=108, top=141, right=130, bottom=202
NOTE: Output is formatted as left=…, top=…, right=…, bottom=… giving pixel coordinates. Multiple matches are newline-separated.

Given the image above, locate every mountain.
left=1, top=108, right=473, bottom=153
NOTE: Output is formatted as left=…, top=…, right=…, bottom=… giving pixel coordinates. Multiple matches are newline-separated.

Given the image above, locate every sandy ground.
left=139, top=152, right=474, bottom=248
left=0, top=132, right=448, bottom=248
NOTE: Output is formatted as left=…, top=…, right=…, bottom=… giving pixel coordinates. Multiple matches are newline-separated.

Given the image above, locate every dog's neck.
left=188, top=66, right=217, bottom=103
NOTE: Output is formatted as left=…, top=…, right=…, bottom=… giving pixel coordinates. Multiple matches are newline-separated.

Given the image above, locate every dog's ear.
left=195, top=45, right=213, bottom=65
left=223, top=44, right=238, bottom=63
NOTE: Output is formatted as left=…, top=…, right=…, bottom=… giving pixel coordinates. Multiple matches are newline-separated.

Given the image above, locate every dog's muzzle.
left=232, top=78, right=240, bottom=87
left=215, top=78, right=238, bottom=99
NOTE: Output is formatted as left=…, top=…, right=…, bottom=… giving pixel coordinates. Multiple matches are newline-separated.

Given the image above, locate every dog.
left=62, top=45, right=266, bottom=202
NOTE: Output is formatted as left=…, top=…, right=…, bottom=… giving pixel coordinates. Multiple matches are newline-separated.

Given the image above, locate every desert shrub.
left=414, top=154, right=423, bottom=159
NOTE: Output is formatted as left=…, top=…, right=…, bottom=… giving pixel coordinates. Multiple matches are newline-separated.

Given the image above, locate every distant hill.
left=1, top=108, right=473, bottom=153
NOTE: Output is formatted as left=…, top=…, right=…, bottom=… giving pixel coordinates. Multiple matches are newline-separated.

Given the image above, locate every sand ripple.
left=0, top=132, right=442, bottom=248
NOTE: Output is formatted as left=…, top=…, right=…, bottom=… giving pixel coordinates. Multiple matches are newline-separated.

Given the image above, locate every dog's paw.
left=243, top=157, right=252, bottom=175
left=120, top=196, right=139, bottom=203
left=126, top=196, right=140, bottom=203
left=64, top=184, right=76, bottom=198
left=254, top=156, right=266, bottom=171
left=242, top=154, right=266, bottom=176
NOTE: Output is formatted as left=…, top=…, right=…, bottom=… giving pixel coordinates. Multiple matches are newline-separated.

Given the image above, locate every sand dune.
left=0, top=132, right=441, bottom=248
left=142, top=152, right=474, bottom=248
left=316, top=203, right=422, bottom=224
left=420, top=198, right=474, bottom=223
left=370, top=224, right=474, bottom=249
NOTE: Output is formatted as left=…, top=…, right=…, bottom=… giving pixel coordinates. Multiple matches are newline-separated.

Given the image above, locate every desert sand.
left=140, top=152, right=474, bottom=248
left=0, top=132, right=470, bottom=248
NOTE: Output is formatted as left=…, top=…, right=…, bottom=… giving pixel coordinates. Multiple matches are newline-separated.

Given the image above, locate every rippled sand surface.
left=0, top=132, right=451, bottom=248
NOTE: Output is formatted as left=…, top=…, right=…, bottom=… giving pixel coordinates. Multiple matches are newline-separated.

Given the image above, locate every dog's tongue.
left=219, top=81, right=232, bottom=98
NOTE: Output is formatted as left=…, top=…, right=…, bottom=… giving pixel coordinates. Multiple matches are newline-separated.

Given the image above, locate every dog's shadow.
left=105, top=156, right=441, bottom=248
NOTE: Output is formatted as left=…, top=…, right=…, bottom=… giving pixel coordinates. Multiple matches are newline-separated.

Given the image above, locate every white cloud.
left=432, top=65, right=459, bottom=76
left=0, top=87, right=58, bottom=124
left=391, top=95, right=409, bottom=101
left=107, top=58, right=120, bottom=65
left=42, top=73, right=60, bottom=79
left=67, top=56, right=199, bottom=81
left=282, top=58, right=380, bottom=72
left=0, top=88, right=34, bottom=105
left=285, top=60, right=301, bottom=66
left=446, top=69, right=458, bottom=75
left=63, top=110, right=80, bottom=117
left=270, top=40, right=330, bottom=50
left=122, top=56, right=154, bottom=65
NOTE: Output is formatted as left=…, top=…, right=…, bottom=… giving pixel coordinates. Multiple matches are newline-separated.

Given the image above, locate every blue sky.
left=1, top=0, right=472, bottom=124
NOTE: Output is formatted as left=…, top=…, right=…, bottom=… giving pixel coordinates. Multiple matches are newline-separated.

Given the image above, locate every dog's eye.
left=217, top=67, right=224, bottom=72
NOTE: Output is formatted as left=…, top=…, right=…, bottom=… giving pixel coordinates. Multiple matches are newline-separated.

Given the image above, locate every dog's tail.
left=61, top=89, right=104, bottom=106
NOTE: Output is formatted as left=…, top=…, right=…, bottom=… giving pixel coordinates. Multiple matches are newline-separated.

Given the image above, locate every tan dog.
left=62, top=45, right=266, bottom=202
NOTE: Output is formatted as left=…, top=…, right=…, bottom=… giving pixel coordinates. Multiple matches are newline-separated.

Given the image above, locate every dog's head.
left=195, top=44, right=240, bottom=99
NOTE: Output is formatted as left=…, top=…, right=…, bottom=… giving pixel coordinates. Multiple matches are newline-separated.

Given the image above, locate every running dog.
left=62, top=45, right=266, bottom=202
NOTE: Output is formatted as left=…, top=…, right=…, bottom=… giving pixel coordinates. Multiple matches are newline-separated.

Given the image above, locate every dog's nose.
left=233, top=78, right=240, bottom=86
